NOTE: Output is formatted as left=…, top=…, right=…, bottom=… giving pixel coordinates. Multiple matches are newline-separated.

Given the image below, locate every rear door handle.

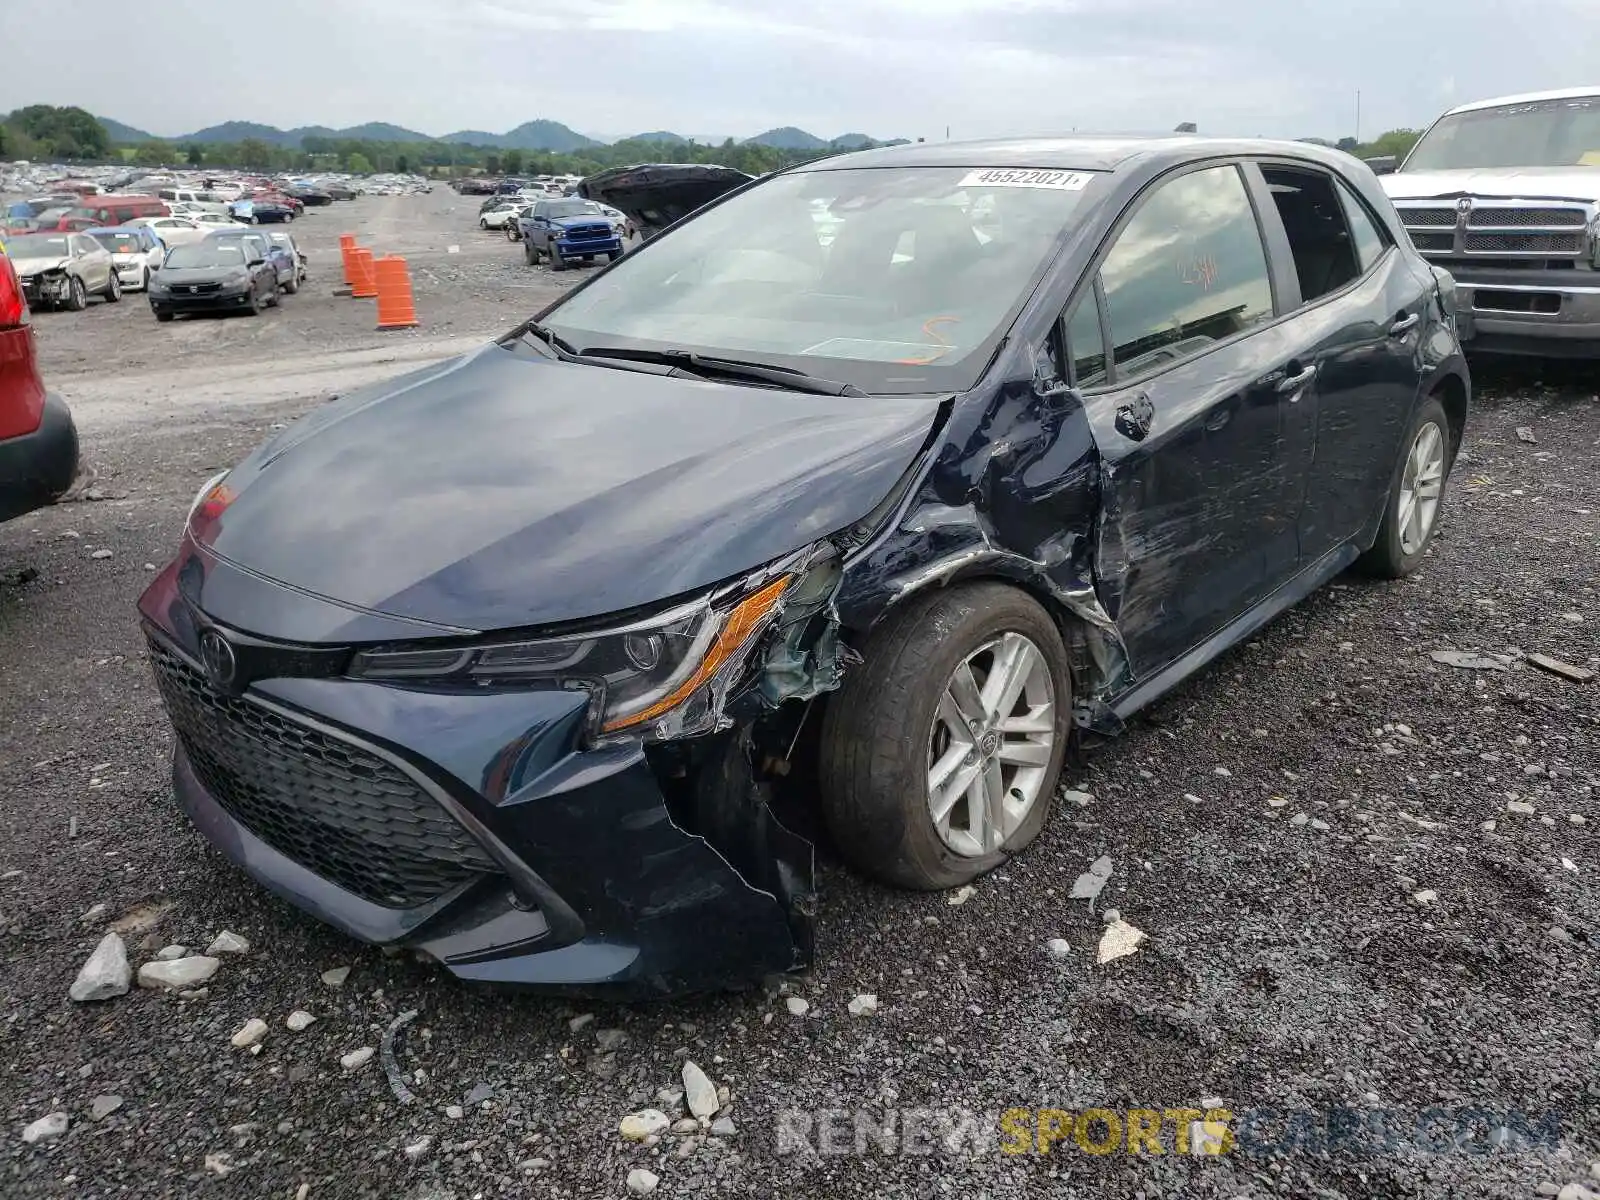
left=1276, top=364, right=1318, bottom=396
left=1389, top=313, right=1420, bottom=337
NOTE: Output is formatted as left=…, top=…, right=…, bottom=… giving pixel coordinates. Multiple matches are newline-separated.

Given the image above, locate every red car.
left=0, top=251, right=78, bottom=522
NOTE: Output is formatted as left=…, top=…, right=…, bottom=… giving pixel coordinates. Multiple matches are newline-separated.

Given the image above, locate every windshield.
left=92, top=232, right=142, bottom=253
left=5, top=233, right=71, bottom=257
left=1404, top=95, right=1600, bottom=171
left=545, top=200, right=602, bottom=219
left=542, top=166, right=1093, bottom=394
left=165, top=243, right=245, bottom=269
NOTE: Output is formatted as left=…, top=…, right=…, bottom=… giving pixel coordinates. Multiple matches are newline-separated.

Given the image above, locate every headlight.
left=350, top=573, right=795, bottom=742
left=186, top=471, right=231, bottom=527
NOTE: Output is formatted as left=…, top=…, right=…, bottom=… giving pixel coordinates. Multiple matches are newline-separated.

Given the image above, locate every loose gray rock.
left=784, top=996, right=809, bottom=1016
left=626, top=1168, right=660, bottom=1196
left=286, top=1010, right=316, bottom=1032
left=80, top=903, right=107, bottom=924
left=320, top=966, right=350, bottom=987
left=231, top=1018, right=269, bottom=1049
left=90, top=1094, right=123, bottom=1120
left=620, top=1109, right=670, bottom=1141
left=568, top=1013, right=594, bottom=1033
left=464, top=1081, right=495, bottom=1106
left=710, top=1116, right=737, bottom=1137
left=137, top=955, right=219, bottom=990
left=340, top=1047, right=376, bottom=1072
left=671, top=1117, right=700, bottom=1135
left=594, top=1028, right=629, bottom=1052
left=69, top=932, right=131, bottom=1002
left=89, top=549, right=113, bottom=560
left=403, top=1135, right=432, bottom=1162
left=1046, top=938, right=1072, bottom=961
left=1069, top=855, right=1114, bottom=901
left=207, top=930, right=250, bottom=955
left=154, top=945, right=189, bottom=961
left=22, top=1111, right=69, bottom=1144
left=848, top=993, right=879, bottom=1017
left=444, top=1104, right=465, bottom=1120
left=682, top=1062, right=719, bottom=1118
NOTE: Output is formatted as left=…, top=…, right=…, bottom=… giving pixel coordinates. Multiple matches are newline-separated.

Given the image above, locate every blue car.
left=518, top=199, right=624, bottom=270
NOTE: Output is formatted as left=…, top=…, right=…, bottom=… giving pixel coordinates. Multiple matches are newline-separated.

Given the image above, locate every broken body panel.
left=138, top=137, right=1468, bottom=994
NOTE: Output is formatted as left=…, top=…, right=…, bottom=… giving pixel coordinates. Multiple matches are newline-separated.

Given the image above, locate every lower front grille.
left=148, top=638, right=500, bottom=909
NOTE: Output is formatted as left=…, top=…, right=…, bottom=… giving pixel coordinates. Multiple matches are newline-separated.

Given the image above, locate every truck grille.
left=148, top=639, right=500, bottom=909
left=1395, top=200, right=1594, bottom=268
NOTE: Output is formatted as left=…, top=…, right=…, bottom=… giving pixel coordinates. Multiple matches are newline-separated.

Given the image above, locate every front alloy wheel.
left=927, top=633, right=1057, bottom=857
left=819, top=583, right=1073, bottom=891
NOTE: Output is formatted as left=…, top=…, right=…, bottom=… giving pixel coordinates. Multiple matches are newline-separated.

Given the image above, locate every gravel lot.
left=2, top=195, right=1596, bottom=1199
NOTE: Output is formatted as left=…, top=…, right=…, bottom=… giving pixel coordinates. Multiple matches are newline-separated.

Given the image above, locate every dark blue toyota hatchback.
left=139, top=137, right=1469, bottom=995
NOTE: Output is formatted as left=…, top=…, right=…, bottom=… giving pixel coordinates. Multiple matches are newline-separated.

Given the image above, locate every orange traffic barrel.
left=338, top=234, right=356, bottom=287
left=350, top=248, right=377, bottom=299
left=374, top=256, right=419, bottom=330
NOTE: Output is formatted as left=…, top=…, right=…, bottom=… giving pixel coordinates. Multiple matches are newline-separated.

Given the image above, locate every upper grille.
left=148, top=639, right=499, bottom=909
left=1403, top=208, right=1456, bottom=227
left=1470, top=207, right=1587, bottom=228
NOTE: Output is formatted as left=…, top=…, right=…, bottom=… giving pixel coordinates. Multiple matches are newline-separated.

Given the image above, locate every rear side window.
left=1260, top=165, right=1363, bottom=303
left=1337, top=181, right=1388, bottom=273
left=1099, top=165, right=1274, bottom=384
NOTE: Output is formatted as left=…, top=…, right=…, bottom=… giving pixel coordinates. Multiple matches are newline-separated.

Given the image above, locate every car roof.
left=1440, top=85, right=1600, bottom=116
left=795, top=134, right=1363, bottom=176
left=84, top=226, right=142, bottom=236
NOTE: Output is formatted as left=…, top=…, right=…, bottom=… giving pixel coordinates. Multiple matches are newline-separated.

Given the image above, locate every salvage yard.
left=1, top=194, right=1597, bottom=1199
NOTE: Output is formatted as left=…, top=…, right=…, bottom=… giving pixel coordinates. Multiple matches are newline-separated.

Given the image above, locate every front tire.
left=154, top=308, right=175, bottom=323
left=65, top=276, right=88, bottom=311
left=1356, top=395, right=1452, bottom=579
left=548, top=243, right=566, bottom=271
left=104, top=272, right=121, bottom=303
left=818, top=583, right=1073, bottom=891
left=283, top=271, right=299, bottom=295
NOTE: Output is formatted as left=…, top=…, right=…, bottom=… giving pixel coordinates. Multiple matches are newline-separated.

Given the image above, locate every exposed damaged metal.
left=138, top=134, right=1471, bottom=996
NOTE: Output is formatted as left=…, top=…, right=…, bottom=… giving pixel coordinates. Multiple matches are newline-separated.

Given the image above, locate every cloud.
left=2, top=0, right=1597, bottom=143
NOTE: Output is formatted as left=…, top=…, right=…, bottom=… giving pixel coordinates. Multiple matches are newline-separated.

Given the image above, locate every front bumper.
left=1445, top=266, right=1600, bottom=356
left=553, top=234, right=624, bottom=256
left=19, top=272, right=73, bottom=308
left=151, top=290, right=255, bottom=314
left=136, top=555, right=812, bottom=997
left=114, top=261, right=149, bottom=289
left=0, top=392, right=79, bottom=523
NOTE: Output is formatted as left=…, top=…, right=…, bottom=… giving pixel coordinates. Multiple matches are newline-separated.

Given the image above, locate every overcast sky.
left=5, top=0, right=1598, bottom=143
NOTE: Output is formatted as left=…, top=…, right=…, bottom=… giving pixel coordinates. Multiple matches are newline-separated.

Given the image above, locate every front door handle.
left=1389, top=312, right=1420, bottom=337
left=1276, top=364, right=1318, bottom=396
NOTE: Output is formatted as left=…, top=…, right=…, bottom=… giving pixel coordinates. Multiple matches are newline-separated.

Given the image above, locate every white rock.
left=207, top=931, right=250, bottom=955
left=69, top=932, right=131, bottom=1002
left=403, top=1135, right=432, bottom=1162
left=671, top=1117, right=700, bottom=1135
left=90, top=549, right=113, bottom=560
left=1213, top=766, right=1232, bottom=777
left=710, top=1116, right=737, bottom=1137
left=80, top=903, right=108, bottom=924
left=320, top=966, right=350, bottom=987
left=847, top=993, right=879, bottom=1017
left=138, top=956, right=219, bottom=990
left=568, top=1012, right=594, bottom=1032
left=1557, top=1186, right=1599, bottom=1200
left=682, top=1061, right=719, bottom=1118
left=619, top=1109, right=670, bottom=1141
left=90, top=1094, right=123, bottom=1120
left=155, top=945, right=189, bottom=961
left=947, top=884, right=977, bottom=906
left=1046, top=938, right=1072, bottom=961
left=626, top=1168, right=660, bottom=1196
left=340, top=1047, right=375, bottom=1072
left=1290, top=812, right=1310, bottom=827
left=1096, top=919, right=1147, bottom=965
left=1062, top=789, right=1093, bottom=807
left=204, top=1152, right=232, bottom=1177
left=1572, top=814, right=1588, bottom=826
left=1069, top=855, right=1114, bottom=901
left=231, top=1018, right=269, bottom=1049
left=1507, top=801, right=1536, bottom=815
left=1267, top=796, right=1291, bottom=809
left=1413, top=890, right=1438, bottom=905
left=444, top=1104, right=464, bottom=1119
left=784, top=996, right=809, bottom=1016
left=285, top=1010, right=316, bottom=1032
left=655, top=1085, right=684, bottom=1109
left=21, top=1112, right=69, bottom=1144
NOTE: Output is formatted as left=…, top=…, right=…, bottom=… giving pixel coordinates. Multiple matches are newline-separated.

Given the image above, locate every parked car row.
left=148, top=227, right=306, bottom=321
left=473, top=191, right=636, bottom=273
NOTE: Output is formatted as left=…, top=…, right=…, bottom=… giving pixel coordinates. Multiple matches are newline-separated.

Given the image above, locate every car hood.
left=578, top=164, right=753, bottom=238
left=7, top=254, right=70, bottom=274
left=159, top=266, right=250, bottom=284
left=548, top=214, right=611, bottom=228
left=195, top=342, right=943, bottom=634
left=1383, top=167, right=1600, bottom=204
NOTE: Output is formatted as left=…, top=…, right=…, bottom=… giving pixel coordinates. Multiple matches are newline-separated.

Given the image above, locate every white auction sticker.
left=958, top=168, right=1093, bottom=190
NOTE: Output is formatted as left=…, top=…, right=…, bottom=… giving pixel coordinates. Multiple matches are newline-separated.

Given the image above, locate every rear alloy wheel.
left=818, top=583, right=1072, bottom=890
left=1357, top=394, right=1451, bottom=579
left=104, top=272, right=121, bottom=303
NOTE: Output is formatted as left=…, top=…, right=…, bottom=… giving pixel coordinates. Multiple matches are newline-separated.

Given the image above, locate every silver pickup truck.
left=1381, top=86, right=1600, bottom=357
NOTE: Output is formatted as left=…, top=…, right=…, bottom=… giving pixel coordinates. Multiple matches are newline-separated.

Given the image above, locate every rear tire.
left=1356, top=395, right=1452, bottom=579
left=817, top=583, right=1073, bottom=891
left=607, top=249, right=623, bottom=263
left=283, top=271, right=299, bottom=295
left=524, top=243, right=539, bottom=266
left=104, top=272, right=121, bottom=303
left=266, top=280, right=281, bottom=308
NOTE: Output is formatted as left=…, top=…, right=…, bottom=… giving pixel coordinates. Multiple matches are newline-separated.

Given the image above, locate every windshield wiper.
left=574, top=347, right=866, bottom=397
left=507, top=319, right=580, bottom=359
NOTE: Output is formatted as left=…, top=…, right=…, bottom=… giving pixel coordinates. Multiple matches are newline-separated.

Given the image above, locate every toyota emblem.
left=199, top=629, right=237, bottom=689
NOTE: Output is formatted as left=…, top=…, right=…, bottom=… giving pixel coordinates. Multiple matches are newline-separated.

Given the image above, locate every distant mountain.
left=439, top=129, right=504, bottom=147
left=744, top=126, right=828, bottom=150
left=335, top=122, right=432, bottom=143
left=97, top=116, right=156, bottom=144
left=829, top=133, right=875, bottom=150
left=182, top=120, right=293, bottom=145
left=499, top=120, right=602, bottom=152
left=628, top=131, right=694, bottom=144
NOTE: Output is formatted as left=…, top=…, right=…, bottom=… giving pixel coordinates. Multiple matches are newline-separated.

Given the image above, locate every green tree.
left=135, top=140, right=174, bottom=166
left=346, top=151, right=374, bottom=174
left=395, top=153, right=409, bottom=174
left=237, top=137, right=275, bottom=169
left=485, top=154, right=502, bottom=175
left=502, top=148, right=525, bottom=175
left=7, top=104, right=109, bottom=159
left=185, top=143, right=204, bottom=167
